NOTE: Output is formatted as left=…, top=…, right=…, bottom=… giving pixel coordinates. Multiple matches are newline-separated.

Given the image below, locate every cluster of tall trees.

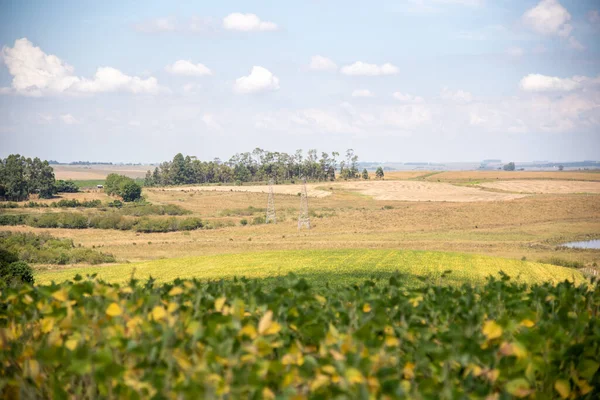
left=0, top=155, right=56, bottom=201
left=144, top=149, right=361, bottom=186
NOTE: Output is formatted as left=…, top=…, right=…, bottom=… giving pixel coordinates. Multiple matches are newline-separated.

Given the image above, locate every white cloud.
left=440, top=87, right=473, bottom=102
left=523, top=0, right=572, bottom=37
left=223, top=13, right=278, bottom=31
left=60, top=114, right=79, bottom=125
left=519, top=74, right=581, bottom=92
left=393, top=92, right=425, bottom=103
left=165, top=60, right=212, bottom=76
left=181, top=83, right=201, bottom=94
left=1, top=38, right=161, bottom=96
left=129, top=120, right=141, bottom=127
left=308, top=55, right=337, bottom=71
left=352, top=89, right=374, bottom=98
left=202, top=114, right=222, bottom=130
left=507, top=47, right=524, bottom=57
left=134, top=17, right=177, bottom=32
left=340, top=62, right=399, bottom=76
left=588, top=10, right=600, bottom=24
left=568, top=36, right=585, bottom=51
left=234, top=66, right=280, bottom=94
left=134, top=16, right=216, bottom=34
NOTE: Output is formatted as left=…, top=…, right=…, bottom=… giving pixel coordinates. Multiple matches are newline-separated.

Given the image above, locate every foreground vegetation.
left=1, top=273, right=598, bottom=398
left=34, top=249, right=586, bottom=286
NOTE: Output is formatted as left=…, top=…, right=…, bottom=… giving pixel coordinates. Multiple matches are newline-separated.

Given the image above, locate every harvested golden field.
left=479, top=180, right=600, bottom=194
left=329, top=180, right=528, bottom=202
left=53, top=164, right=150, bottom=180
left=159, top=180, right=529, bottom=202
left=158, top=184, right=332, bottom=198
left=425, top=170, right=600, bottom=182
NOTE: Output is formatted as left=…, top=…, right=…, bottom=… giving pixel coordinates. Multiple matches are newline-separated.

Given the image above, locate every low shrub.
left=51, top=199, right=102, bottom=208
left=0, top=214, right=26, bottom=225
left=0, top=232, right=115, bottom=265
left=539, top=257, right=584, bottom=269
left=0, top=202, right=18, bottom=209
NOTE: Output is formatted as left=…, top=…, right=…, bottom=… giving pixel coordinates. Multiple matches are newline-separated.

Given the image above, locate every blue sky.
left=0, top=0, right=599, bottom=163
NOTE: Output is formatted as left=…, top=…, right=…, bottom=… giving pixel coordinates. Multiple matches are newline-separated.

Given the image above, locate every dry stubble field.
left=2, top=170, right=599, bottom=282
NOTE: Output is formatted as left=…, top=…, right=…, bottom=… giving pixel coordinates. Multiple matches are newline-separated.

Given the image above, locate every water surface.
left=561, top=240, right=600, bottom=249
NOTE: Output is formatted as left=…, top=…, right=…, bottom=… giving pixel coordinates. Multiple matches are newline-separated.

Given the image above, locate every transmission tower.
left=298, top=178, right=311, bottom=230
left=266, top=178, right=276, bottom=224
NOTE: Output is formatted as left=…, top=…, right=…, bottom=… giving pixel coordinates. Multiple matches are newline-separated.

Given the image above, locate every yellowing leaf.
left=403, top=362, right=415, bottom=379
left=168, top=286, right=183, bottom=296
left=40, top=318, right=54, bottom=334
left=262, top=387, right=276, bottom=400
left=151, top=306, right=167, bottom=321
left=258, top=310, right=274, bottom=335
left=65, top=338, right=78, bottom=351
left=51, top=289, right=68, bottom=302
left=263, top=321, right=281, bottom=336
left=106, top=303, right=123, bottom=317
left=315, top=295, right=326, bottom=305
left=345, top=368, right=364, bottom=384
left=505, top=378, right=531, bottom=398
left=482, top=320, right=503, bottom=340
left=520, top=319, right=535, bottom=328
left=554, top=379, right=570, bottom=399
left=239, top=324, right=257, bottom=339
left=214, top=297, right=226, bottom=312
left=362, top=303, right=372, bottom=313
left=385, top=336, right=400, bottom=347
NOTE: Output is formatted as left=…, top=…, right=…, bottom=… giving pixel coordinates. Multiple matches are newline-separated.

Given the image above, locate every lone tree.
left=375, top=167, right=384, bottom=179
left=105, top=174, right=142, bottom=202
left=362, top=169, right=369, bottom=180
left=503, top=162, right=516, bottom=171
left=558, top=165, right=564, bottom=171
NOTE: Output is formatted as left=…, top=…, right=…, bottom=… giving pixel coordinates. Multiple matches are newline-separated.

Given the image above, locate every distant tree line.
left=0, top=154, right=82, bottom=201
left=144, top=149, right=361, bottom=186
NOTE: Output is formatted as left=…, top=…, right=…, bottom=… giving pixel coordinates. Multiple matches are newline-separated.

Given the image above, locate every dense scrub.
left=0, top=212, right=204, bottom=233
left=1, top=273, right=598, bottom=398
left=0, top=232, right=115, bottom=265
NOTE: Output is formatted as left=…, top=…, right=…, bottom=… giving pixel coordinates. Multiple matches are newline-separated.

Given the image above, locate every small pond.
left=561, top=240, right=600, bottom=249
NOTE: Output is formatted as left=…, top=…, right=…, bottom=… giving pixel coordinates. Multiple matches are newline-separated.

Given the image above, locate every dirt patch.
left=480, top=180, right=600, bottom=194
left=330, top=181, right=527, bottom=202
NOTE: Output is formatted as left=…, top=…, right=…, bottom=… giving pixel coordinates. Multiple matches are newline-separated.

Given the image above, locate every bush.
left=252, top=215, right=266, bottom=225
left=52, top=199, right=102, bottom=208
left=539, top=257, right=584, bottom=269
left=0, top=261, right=34, bottom=286
left=0, top=202, right=18, bottom=209
left=54, top=179, right=79, bottom=193
left=0, top=232, right=115, bottom=265
left=0, top=214, right=26, bottom=226
left=177, top=217, right=203, bottom=231
left=240, top=218, right=248, bottom=226
left=105, top=174, right=142, bottom=202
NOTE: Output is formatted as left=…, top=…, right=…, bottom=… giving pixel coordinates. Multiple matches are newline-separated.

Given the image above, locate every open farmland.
left=53, top=164, right=151, bottom=180
left=479, top=180, right=600, bottom=194
left=424, top=170, right=600, bottom=182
